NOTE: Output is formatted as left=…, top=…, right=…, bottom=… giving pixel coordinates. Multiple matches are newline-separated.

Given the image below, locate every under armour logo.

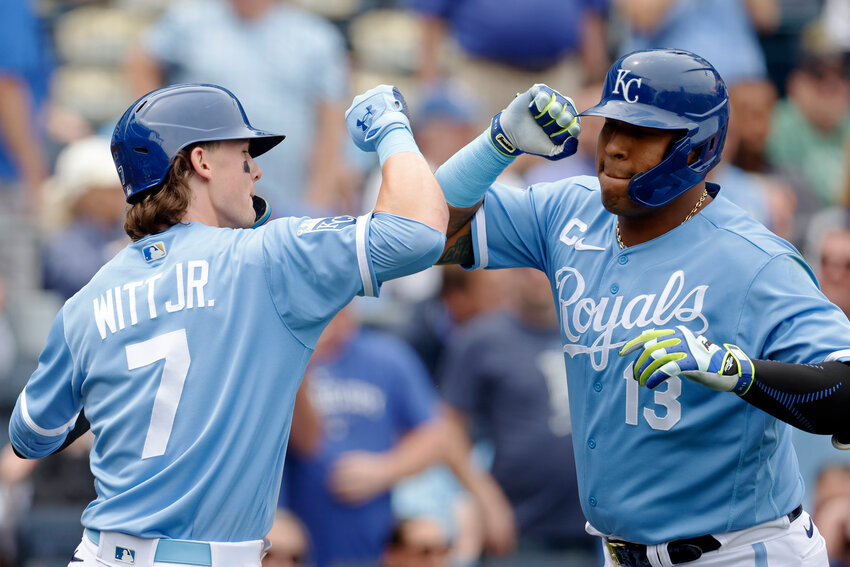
left=612, top=69, right=643, bottom=103
left=356, top=105, right=374, bottom=131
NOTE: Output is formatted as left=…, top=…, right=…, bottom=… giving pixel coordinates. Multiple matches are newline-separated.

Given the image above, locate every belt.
left=606, top=505, right=803, bottom=567
left=86, top=529, right=212, bottom=566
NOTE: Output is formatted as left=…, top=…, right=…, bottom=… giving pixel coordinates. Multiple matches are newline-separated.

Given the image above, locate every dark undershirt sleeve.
left=741, top=360, right=850, bottom=448
left=12, top=410, right=90, bottom=459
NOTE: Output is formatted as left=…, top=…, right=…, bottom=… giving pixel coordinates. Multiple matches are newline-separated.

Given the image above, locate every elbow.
left=370, top=214, right=447, bottom=281
left=411, top=225, right=448, bottom=270
left=390, top=223, right=446, bottom=278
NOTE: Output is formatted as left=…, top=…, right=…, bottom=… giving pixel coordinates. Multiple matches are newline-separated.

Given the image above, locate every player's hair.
left=123, top=143, right=214, bottom=241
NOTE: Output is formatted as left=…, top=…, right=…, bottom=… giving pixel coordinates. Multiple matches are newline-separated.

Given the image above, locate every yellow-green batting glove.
left=618, top=325, right=755, bottom=395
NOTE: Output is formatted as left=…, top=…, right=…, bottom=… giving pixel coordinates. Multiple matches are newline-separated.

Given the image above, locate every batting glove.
left=490, top=84, right=581, bottom=160
left=346, top=85, right=411, bottom=153
left=618, top=325, right=755, bottom=395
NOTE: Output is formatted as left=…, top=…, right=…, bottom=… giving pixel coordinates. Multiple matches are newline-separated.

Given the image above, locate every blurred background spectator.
left=820, top=0, right=850, bottom=53
left=281, top=306, right=445, bottom=567
left=264, top=509, right=314, bottom=567
left=40, top=136, right=126, bottom=300
left=708, top=79, right=798, bottom=241
left=0, top=434, right=95, bottom=567
left=125, top=0, right=351, bottom=217
left=812, top=465, right=850, bottom=567
left=613, top=0, right=778, bottom=87
left=0, top=0, right=52, bottom=217
left=392, top=265, right=507, bottom=380
left=437, top=268, right=599, bottom=567
left=410, top=0, right=609, bottom=130
left=767, top=25, right=850, bottom=213
left=381, top=516, right=452, bottom=567
left=3, top=0, right=850, bottom=565
left=792, top=171, right=850, bottom=532
left=0, top=284, right=15, bottom=389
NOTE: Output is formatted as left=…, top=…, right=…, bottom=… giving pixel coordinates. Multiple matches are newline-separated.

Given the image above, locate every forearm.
left=441, top=408, right=498, bottom=500
left=431, top=130, right=513, bottom=263
left=741, top=360, right=850, bottom=446
left=374, top=136, right=448, bottom=234
left=380, top=419, right=444, bottom=484
left=0, top=78, right=46, bottom=192
left=435, top=130, right=513, bottom=213
left=305, top=101, right=347, bottom=211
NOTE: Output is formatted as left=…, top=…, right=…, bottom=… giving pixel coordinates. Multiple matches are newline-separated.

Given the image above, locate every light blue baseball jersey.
left=466, top=177, right=850, bottom=544
left=9, top=213, right=443, bottom=542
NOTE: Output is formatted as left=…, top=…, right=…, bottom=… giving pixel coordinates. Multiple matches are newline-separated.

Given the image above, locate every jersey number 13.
left=623, top=364, right=681, bottom=431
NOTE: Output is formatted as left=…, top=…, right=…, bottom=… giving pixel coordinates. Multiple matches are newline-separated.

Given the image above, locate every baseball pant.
left=67, top=528, right=268, bottom=567
left=595, top=509, right=827, bottom=567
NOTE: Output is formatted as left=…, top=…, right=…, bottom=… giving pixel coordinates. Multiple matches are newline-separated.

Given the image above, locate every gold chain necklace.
left=616, top=188, right=709, bottom=250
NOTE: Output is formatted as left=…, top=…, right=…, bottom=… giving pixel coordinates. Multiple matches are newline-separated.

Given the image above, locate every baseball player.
left=8, top=83, right=447, bottom=566
left=432, top=48, right=850, bottom=566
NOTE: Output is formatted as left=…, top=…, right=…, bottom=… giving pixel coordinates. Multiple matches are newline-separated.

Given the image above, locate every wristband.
left=435, top=130, right=515, bottom=208
left=376, top=126, right=421, bottom=166
left=723, top=344, right=755, bottom=396
left=490, top=111, right=523, bottom=158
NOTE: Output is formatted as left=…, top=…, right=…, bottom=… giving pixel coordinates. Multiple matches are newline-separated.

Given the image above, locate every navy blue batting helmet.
left=582, top=49, right=729, bottom=208
left=111, top=84, right=285, bottom=203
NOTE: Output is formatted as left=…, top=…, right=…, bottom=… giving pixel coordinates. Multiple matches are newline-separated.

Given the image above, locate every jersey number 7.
left=125, top=329, right=191, bottom=459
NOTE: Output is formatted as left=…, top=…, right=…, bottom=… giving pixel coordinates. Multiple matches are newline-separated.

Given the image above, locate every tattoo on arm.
left=438, top=202, right=480, bottom=265
left=438, top=232, right=473, bottom=265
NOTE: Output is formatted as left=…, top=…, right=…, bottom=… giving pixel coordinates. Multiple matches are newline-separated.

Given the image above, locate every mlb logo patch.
left=114, top=546, right=135, bottom=564
left=143, top=242, right=166, bottom=262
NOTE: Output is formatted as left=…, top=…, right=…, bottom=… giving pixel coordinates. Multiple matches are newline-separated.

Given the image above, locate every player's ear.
left=189, top=145, right=213, bottom=181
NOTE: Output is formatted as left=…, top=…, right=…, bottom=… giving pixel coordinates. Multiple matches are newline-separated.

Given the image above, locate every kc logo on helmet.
left=612, top=69, right=642, bottom=103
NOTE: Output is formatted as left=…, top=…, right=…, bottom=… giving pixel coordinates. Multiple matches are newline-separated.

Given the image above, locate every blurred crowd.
left=1, top=0, right=850, bottom=565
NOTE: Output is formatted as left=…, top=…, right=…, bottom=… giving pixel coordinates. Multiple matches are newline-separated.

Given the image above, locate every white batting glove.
left=490, top=84, right=581, bottom=160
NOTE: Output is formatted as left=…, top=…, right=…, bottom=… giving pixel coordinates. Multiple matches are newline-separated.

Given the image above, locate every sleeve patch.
left=297, top=216, right=357, bottom=235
